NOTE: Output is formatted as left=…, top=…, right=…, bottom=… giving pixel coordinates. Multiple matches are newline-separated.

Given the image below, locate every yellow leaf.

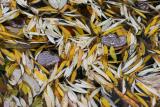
left=63, top=15, right=73, bottom=21
left=0, top=59, right=4, bottom=65
left=60, top=26, right=71, bottom=41
left=136, top=82, right=152, bottom=96
left=123, top=51, right=128, bottom=62
left=148, top=26, right=158, bottom=36
left=106, top=9, right=116, bottom=15
left=76, top=48, right=83, bottom=69
left=126, top=31, right=131, bottom=45
left=103, top=26, right=122, bottom=35
left=101, top=56, right=108, bottom=68
left=110, top=46, right=117, bottom=61
left=34, top=69, right=47, bottom=81
left=116, top=28, right=128, bottom=36
left=5, top=63, right=18, bottom=77
left=57, top=61, right=67, bottom=73
left=0, top=32, right=21, bottom=39
left=135, top=94, right=149, bottom=107
left=38, top=6, right=56, bottom=12
left=13, top=49, right=22, bottom=64
left=39, top=65, right=49, bottom=74
left=66, top=60, right=71, bottom=67
left=56, top=85, right=64, bottom=97
left=70, top=70, right=77, bottom=83
left=75, top=27, right=84, bottom=35
left=138, top=42, right=145, bottom=56
left=126, top=91, right=139, bottom=103
left=10, top=0, right=17, bottom=9
left=90, top=22, right=101, bottom=34
left=88, top=44, right=97, bottom=57
left=103, top=45, right=108, bottom=55
left=145, top=16, right=159, bottom=35
left=144, top=24, right=151, bottom=35
left=1, top=49, right=16, bottom=61
left=69, top=45, right=76, bottom=60
left=152, top=49, right=160, bottom=54
left=134, top=9, right=146, bottom=19
left=0, top=24, right=6, bottom=32
left=94, top=95, right=99, bottom=102
left=143, top=55, right=152, bottom=63
left=19, top=82, right=31, bottom=95
left=0, top=51, right=4, bottom=60
left=151, top=15, right=159, bottom=26
left=35, top=61, right=49, bottom=74
left=101, top=97, right=111, bottom=107
left=105, top=70, right=118, bottom=85
left=104, top=12, right=114, bottom=18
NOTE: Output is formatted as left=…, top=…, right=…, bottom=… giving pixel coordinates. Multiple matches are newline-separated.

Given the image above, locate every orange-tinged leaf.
left=70, top=70, right=77, bottom=83
left=56, top=85, right=64, bottom=97
left=76, top=48, right=83, bottom=69
left=60, top=26, right=71, bottom=41
left=34, top=69, right=47, bottom=81
left=116, top=28, right=128, bottom=36
left=69, top=45, right=76, bottom=60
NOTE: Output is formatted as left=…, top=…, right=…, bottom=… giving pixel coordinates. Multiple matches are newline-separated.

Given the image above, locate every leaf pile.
left=0, top=0, right=160, bottom=107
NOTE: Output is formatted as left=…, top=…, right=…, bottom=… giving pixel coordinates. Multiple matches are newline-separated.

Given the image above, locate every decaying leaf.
left=0, top=0, right=160, bottom=106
